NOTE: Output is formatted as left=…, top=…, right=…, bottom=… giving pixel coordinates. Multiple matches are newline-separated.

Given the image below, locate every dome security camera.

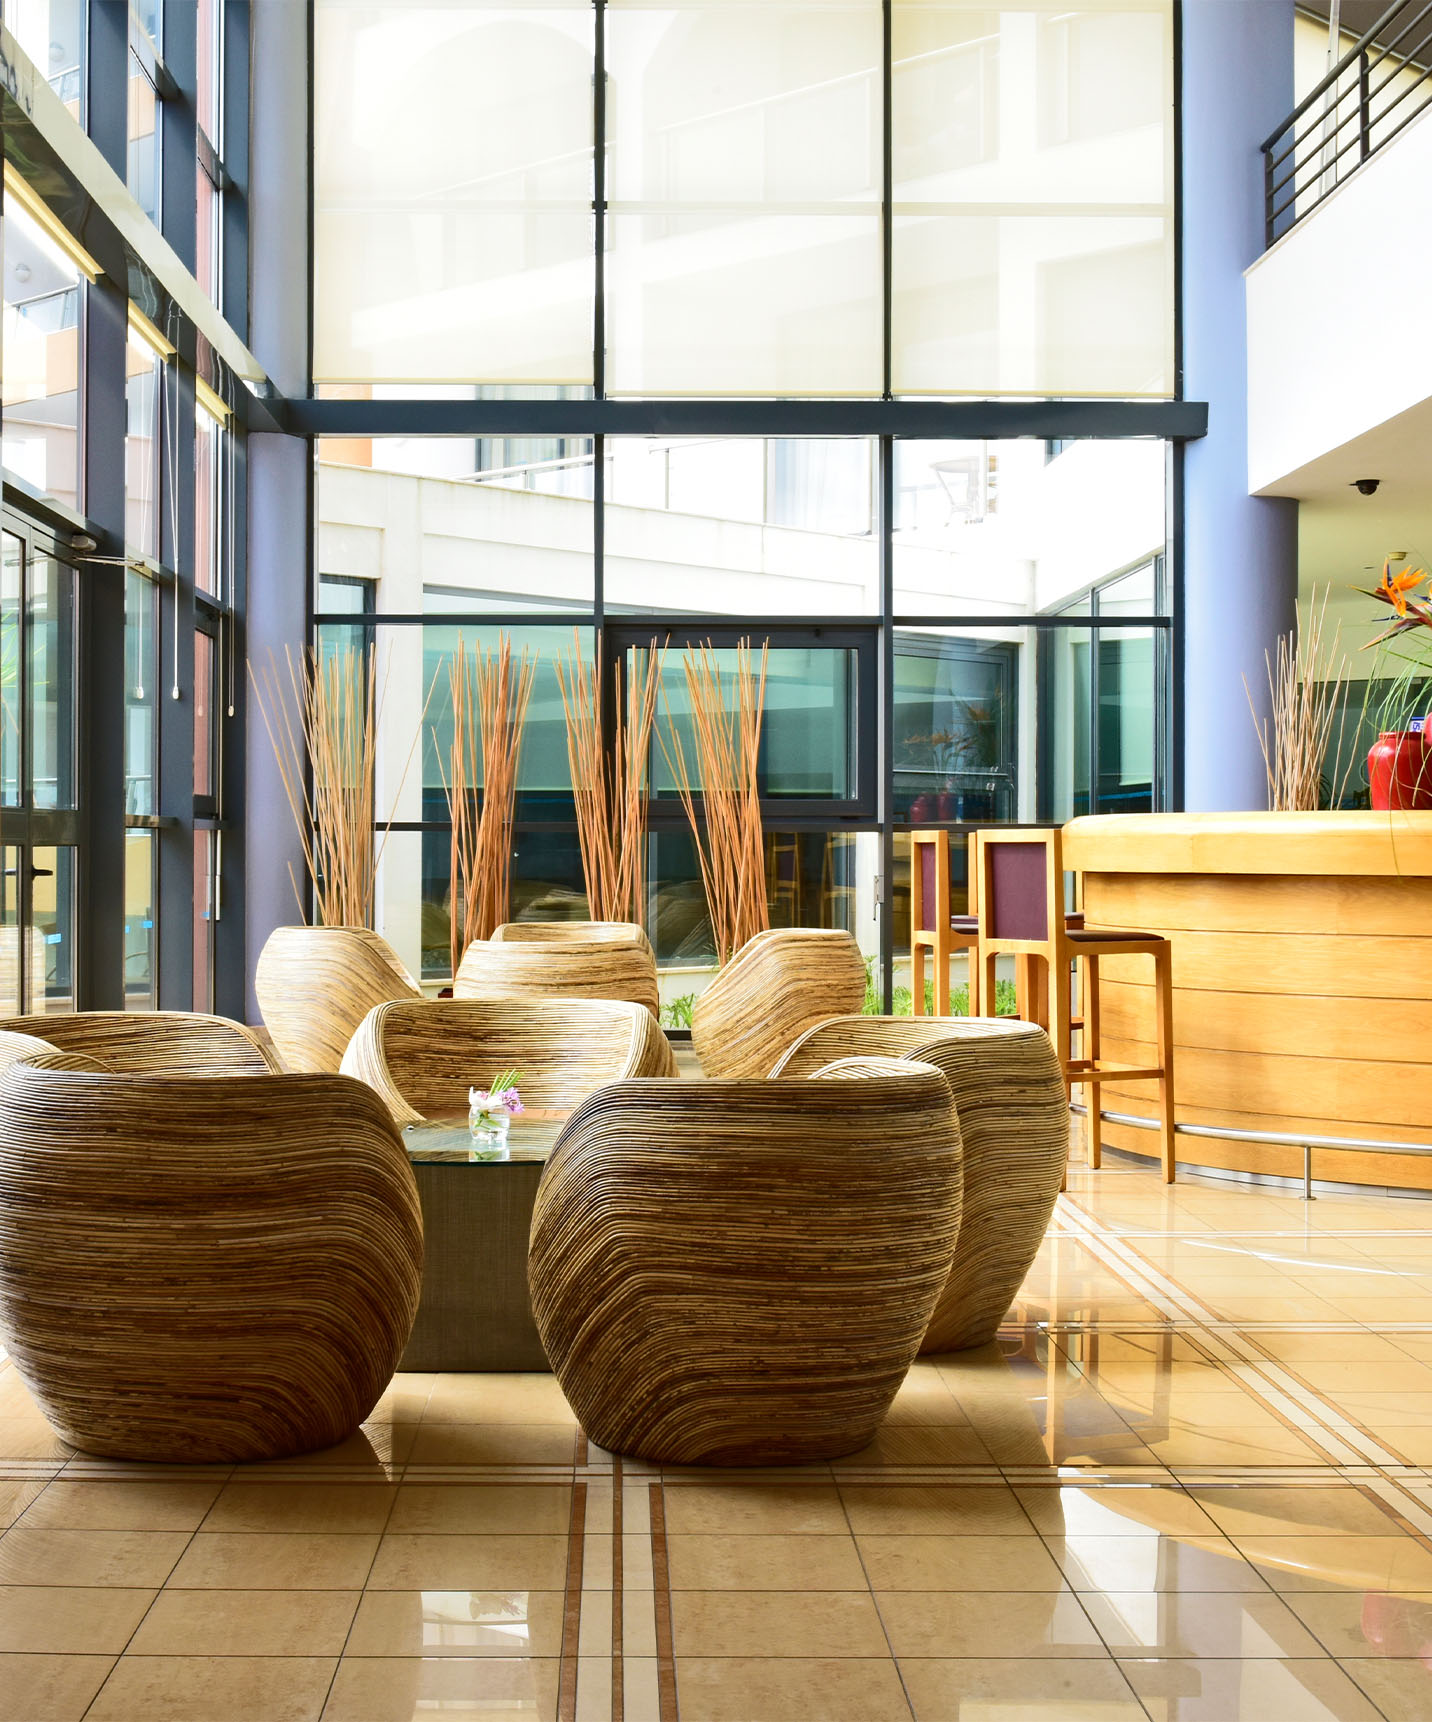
left=1353, top=478, right=1381, bottom=496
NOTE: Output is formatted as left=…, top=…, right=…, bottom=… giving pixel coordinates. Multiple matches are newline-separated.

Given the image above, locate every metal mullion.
left=878, top=433, right=894, bottom=1015
left=881, top=0, right=893, bottom=401
left=593, top=0, right=606, bottom=401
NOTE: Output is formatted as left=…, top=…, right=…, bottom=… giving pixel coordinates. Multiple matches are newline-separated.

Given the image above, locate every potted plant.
left=1359, top=560, right=1432, bottom=810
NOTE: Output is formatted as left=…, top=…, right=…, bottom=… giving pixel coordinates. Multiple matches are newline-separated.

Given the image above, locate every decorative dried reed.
left=441, top=635, right=537, bottom=976
left=250, top=644, right=396, bottom=926
left=658, top=639, right=769, bottom=964
left=1245, top=587, right=1353, bottom=811
left=555, top=634, right=664, bottom=925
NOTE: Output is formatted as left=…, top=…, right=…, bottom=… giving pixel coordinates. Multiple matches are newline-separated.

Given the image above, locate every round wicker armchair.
left=689, top=928, right=867, bottom=1078
left=0, top=1058, right=423, bottom=1462
left=454, top=921, right=660, bottom=1017
left=341, top=995, right=677, bottom=1128
left=0, top=1011, right=280, bottom=1076
left=255, top=925, right=423, bottom=1074
left=528, top=1056, right=963, bottom=1465
left=772, top=1014, right=1069, bottom=1351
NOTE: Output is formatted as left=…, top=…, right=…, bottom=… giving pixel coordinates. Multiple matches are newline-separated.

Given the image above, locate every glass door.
left=0, top=522, right=80, bottom=1014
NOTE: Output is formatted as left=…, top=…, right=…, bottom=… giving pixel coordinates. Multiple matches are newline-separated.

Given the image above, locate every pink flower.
left=501, top=1089, right=525, bottom=1116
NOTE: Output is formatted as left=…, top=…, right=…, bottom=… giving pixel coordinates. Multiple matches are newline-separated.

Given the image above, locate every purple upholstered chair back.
left=985, top=839, right=1050, bottom=942
left=915, top=840, right=938, bottom=935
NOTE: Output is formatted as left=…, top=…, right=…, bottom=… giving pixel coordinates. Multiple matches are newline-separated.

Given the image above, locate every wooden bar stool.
left=975, top=827, right=1176, bottom=1182
left=910, top=829, right=980, bottom=1017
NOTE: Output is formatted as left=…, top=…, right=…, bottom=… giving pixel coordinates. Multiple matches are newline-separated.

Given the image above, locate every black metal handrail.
left=1261, top=0, right=1432, bottom=246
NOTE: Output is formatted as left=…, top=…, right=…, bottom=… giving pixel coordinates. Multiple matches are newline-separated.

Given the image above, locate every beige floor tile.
left=830, top=1425, right=993, bottom=1466
left=1336, top=1658, right=1432, bottom=1720
left=0, top=1653, right=115, bottom=1721
left=244, top=1427, right=410, bottom=1471
left=1288, top=1358, right=1432, bottom=1395
left=0, top=1418, right=72, bottom=1460
left=1322, top=1391, right=1432, bottom=1426
left=837, top=1484, right=1035, bottom=1537
left=671, top=1590, right=889, bottom=1658
left=424, top=1373, right=575, bottom=1426
left=387, top=1484, right=571, bottom=1535
left=364, top=1374, right=435, bottom=1424
left=1287, top=1592, right=1432, bottom=1658
left=345, top=1590, right=565, bottom=1657
left=856, top=1533, right=1065, bottom=1592
left=1119, top=1655, right=1385, bottom=1721
left=1135, top=1393, right=1290, bottom=1429
left=127, top=1587, right=359, bottom=1656
left=1016, top=1486, right=1222, bottom=1539
left=407, top=1423, right=578, bottom=1466
left=665, top=1532, right=867, bottom=1591
left=0, top=1479, right=43, bottom=1528
left=1142, top=1425, right=1330, bottom=1466
left=1048, top=1533, right=1267, bottom=1593
left=18, top=1481, right=220, bottom=1532
left=875, top=1588, right=1104, bottom=1658
left=0, top=1525, right=188, bottom=1587
left=167, top=1532, right=379, bottom=1590
left=1369, top=1427, right=1432, bottom=1464
left=85, top=1654, right=337, bottom=1722
left=1080, top=1589, right=1327, bottom=1658
left=672, top=1656, right=912, bottom=1722
left=321, top=1655, right=560, bottom=1721
left=1189, top=1487, right=1408, bottom=1539
left=899, top=1655, right=1146, bottom=1721
left=1234, top=1534, right=1432, bottom=1593
left=366, top=1533, right=569, bottom=1591
left=662, top=1483, right=848, bottom=1536
left=882, top=1366, right=970, bottom=1425
left=0, top=1584, right=153, bottom=1654
left=1250, top=1334, right=1413, bottom=1364
left=202, top=1483, right=397, bottom=1533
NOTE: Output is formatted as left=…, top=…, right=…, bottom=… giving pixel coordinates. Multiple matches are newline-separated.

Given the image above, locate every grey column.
left=1180, top=0, right=1299, bottom=811
left=245, top=0, right=311, bottom=1021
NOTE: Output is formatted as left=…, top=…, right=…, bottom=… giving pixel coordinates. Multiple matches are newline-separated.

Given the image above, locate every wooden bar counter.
left=1062, top=812, right=1432, bottom=1191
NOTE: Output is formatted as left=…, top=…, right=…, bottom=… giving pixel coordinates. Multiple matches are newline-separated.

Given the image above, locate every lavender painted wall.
left=245, top=0, right=311, bottom=1022
left=1181, top=0, right=1299, bottom=810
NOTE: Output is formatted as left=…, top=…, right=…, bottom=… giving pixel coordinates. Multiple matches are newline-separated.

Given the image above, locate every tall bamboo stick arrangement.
left=440, top=634, right=537, bottom=976
left=658, top=639, right=769, bottom=965
left=250, top=643, right=405, bottom=926
left=1244, top=586, right=1353, bottom=811
left=555, top=634, right=664, bottom=924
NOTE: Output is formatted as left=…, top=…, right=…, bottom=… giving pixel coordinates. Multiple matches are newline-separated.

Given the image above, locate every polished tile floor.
left=7, top=1155, right=1432, bottom=1719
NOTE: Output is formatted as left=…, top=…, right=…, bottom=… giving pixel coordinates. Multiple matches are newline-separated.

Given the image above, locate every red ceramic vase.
left=1368, top=729, right=1432, bottom=810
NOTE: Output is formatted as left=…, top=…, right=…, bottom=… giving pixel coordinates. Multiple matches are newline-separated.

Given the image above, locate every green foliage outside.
left=860, top=955, right=1017, bottom=1017
left=661, top=992, right=695, bottom=1031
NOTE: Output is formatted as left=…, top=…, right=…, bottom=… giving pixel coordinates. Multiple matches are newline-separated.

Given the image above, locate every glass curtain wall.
left=317, top=433, right=1170, bottom=1014
left=312, top=1, right=1177, bottom=1016
left=1, top=2, right=248, bottom=1015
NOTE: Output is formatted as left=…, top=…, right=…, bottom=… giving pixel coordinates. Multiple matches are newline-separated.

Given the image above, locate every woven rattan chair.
left=528, top=1056, right=963, bottom=1465
left=0, top=1011, right=280, bottom=1076
left=772, top=1014, right=1069, bottom=1352
left=688, top=928, right=867, bottom=1078
left=342, top=995, right=678, bottom=1128
left=0, top=1028, right=110, bottom=1076
left=0, top=1057, right=423, bottom=1462
left=255, top=925, right=423, bottom=1074
left=454, top=921, right=660, bottom=1017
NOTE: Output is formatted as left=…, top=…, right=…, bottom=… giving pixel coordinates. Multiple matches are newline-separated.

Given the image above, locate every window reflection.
left=2, top=202, right=82, bottom=513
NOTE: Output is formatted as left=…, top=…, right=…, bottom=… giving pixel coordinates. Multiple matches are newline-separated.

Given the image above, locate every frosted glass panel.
left=606, top=0, right=883, bottom=396
left=891, top=0, right=1174, bottom=396
left=313, top=3, right=595, bottom=384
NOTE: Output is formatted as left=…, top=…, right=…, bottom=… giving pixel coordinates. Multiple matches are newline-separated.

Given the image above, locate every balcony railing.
left=1262, top=0, right=1432, bottom=247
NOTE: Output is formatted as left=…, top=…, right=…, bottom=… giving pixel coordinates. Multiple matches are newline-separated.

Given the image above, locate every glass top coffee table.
left=399, top=1109, right=572, bottom=1372
left=404, top=1111, right=570, bottom=1164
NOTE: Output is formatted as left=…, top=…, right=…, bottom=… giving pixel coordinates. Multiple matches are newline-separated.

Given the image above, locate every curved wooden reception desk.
left=1062, top=812, right=1432, bottom=1191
